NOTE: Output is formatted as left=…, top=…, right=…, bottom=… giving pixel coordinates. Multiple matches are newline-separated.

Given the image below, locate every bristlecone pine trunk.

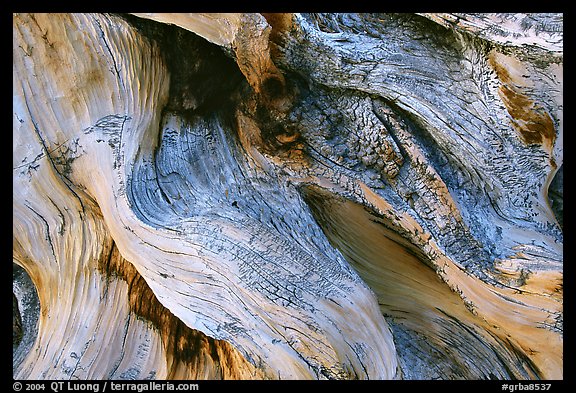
left=13, top=13, right=563, bottom=380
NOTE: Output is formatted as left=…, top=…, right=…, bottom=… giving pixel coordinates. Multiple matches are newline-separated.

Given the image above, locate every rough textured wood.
left=13, top=12, right=562, bottom=380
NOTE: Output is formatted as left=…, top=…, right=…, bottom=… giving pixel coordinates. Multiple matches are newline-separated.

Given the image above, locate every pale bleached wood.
left=13, top=12, right=562, bottom=380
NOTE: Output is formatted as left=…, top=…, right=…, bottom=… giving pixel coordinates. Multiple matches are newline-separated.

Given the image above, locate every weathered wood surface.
left=13, top=13, right=562, bottom=380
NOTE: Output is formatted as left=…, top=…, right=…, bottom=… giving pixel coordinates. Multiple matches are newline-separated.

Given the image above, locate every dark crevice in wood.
left=119, top=13, right=245, bottom=119
left=97, top=243, right=249, bottom=378
left=13, top=263, right=41, bottom=371
left=547, top=164, right=563, bottom=229
left=13, top=293, right=23, bottom=347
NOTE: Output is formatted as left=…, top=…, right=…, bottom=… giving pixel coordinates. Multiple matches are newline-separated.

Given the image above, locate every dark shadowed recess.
left=118, top=13, right=246, bottom=119
left=13, top=263, right=41, bottom=370
left=117, top=13, right=304, bottom=157
left=548, top=164, right=563, bottom=229
left=13, top=293, right=22, bottom=347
